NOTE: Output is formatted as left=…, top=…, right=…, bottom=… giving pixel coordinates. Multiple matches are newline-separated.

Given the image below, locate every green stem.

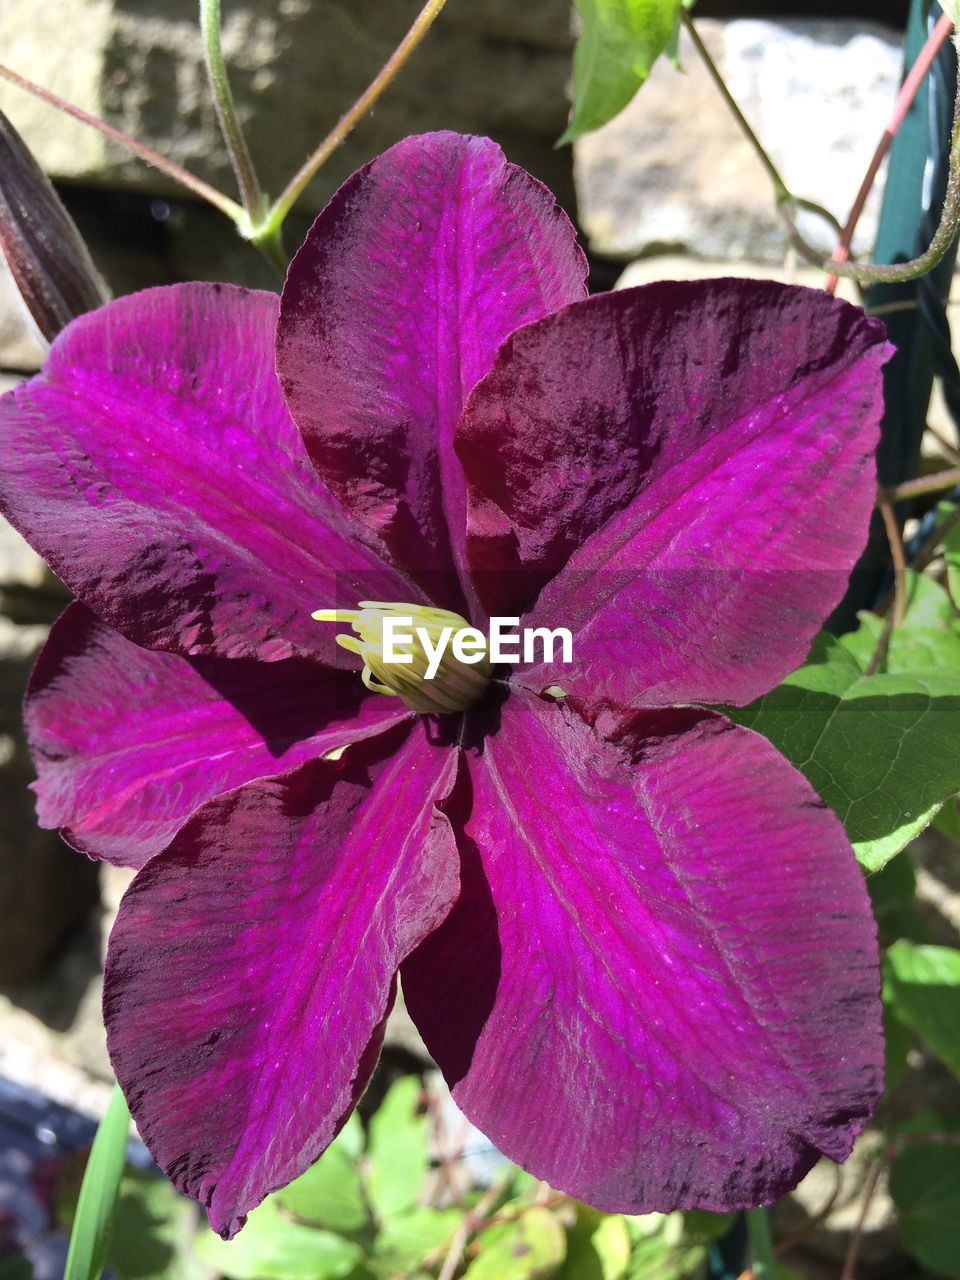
left=683, top=9, right=844, bottom=258
left=262, top=0, right=449, bottom=232
left=199, top=0, right=264, bottom=221
left=682, top=11, right=790, bottom=202
left=0, top=59, right=244, bottom=223
left=744, top=1206, right=775, bottom=1280
left=777, top=196, right=847, bottom=273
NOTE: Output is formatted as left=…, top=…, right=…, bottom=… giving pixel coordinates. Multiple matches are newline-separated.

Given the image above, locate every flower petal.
left=26, top=603, right=410, bottom=868
left=0, top=283, right=416, bottom=660
left=403, top=690, right=882, bottom=1213
left=458, top=280, right=890, bottom=709
left=104, top=722, right=459, bottom=1238
left=277, top=132, right=587, bottom=606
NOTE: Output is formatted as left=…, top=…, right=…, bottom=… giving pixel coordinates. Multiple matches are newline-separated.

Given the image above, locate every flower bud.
left=0, top=108, right=108, bottom=342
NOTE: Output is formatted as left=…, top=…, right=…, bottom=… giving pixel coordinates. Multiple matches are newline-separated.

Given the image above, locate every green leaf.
left=681, top=1211, right=734, bottom=1244
left=867, top=852, right=918, bottom=945
left=108, top=1171, right=204, bottom=1280
left=893, top=1109, right=960, bottom=1140
left=64, top=1085, right=131, bottom=1280
left=890, top=1143, right=960, bottom=1276
left=373, top=1206, right=460, bottom=1273
left=840, top=573, right=960, bottom=674
left=559, top=1207, right=631, bottom=1280
left=560, top=0, right=683, bottom=143
left=591, top=1214, right=633, bottom=1280
left=464, top=1206, right=567, bottom=1279
left=194, top=1200, right=362, bottom=1280
left=622, top=1214, right=707, bottom=1280
left=729, top=633, right=960, bottom=871
left=934, top=796, right=960, bottom=841
left=882, top=1002, right=911, bottom=1094
left=275, top=1115, right=368, bottom=1232
left=366, top=1076, right=427, bottom=1221
left=885, top=941, right=960, bottom=1080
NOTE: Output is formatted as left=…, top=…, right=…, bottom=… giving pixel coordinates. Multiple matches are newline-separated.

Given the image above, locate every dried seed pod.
left=0, top=108, right=108, bottom=342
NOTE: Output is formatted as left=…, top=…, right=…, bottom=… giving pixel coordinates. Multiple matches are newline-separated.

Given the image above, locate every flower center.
left=312, top=601, right=492, bottom=715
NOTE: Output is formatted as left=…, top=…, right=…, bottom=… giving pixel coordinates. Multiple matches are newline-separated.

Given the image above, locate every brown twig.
left=925, top=419, right=960, bottom=464
left=839, top=1150, right=889, bottom=1280
left=0, top=60, right=243, bottom=221
left=772, top=1163, right=844, bottom=1257
left=266, top=0, right=449, bottom=227
left=469, top=1191, right=568, bottom=1233
left=866, top=498, right=909, bottom=675
left=837, top=1132, right=960, bottom=1280
left=426, top=1090, right=469, bottom=1208
left=433, top=1175, right=510, bottom=1280
left=881, top=465, right=960, bottom=502
left=881, top=497, right=909, bottom=629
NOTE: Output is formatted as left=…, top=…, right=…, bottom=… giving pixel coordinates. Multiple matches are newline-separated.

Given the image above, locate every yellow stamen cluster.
left=312, top=601, right=491, bottom=715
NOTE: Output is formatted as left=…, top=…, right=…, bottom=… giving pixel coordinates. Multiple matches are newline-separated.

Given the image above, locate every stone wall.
left=0, top=0, right=575, bottom=213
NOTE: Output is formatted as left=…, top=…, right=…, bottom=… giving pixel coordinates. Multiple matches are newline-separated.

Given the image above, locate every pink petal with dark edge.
left=104, top=721, right=459, bottom=1238
left=26, top=603, right=411, bottom=869
left=457, top=280, right=890, bottom=712
left=403, top=689, right=882, bottom=1213
left=0, top=283, right=418, bottom=661
left=277, top=131, right=587, bottom=611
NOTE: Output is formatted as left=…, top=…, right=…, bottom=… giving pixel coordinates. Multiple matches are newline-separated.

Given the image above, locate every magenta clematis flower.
left=0, top=132, right=889, bottom=1237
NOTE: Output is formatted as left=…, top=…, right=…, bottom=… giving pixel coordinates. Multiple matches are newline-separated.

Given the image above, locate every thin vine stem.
left=839, top=1150, right=888, bottom=1280
left=838, top=1133, right=960, bottom=1280
left=826, top=11, right=955, bottom=293
left=826, top=63, right=960, bottom=284
left=866, top=498, right=909, bottom=675
left=926, top=418, right=960, bottom=463
left=685, top=9, right=960, bottom=286
left=881, top=465, right=960, bottom=501
left=0, top=59, right=244, bottom=222
left=682, top=11, right=789, bottom=202
left=682, top=11, right=844, bottom=254
left=199, top=0, right=264, bottom=221
left=881, top=497, right=909, bottom=628
left=263, top=0, right=449, bottom=232
left=792, top=33, right=960, bottom=285
left=433, top=1175, right=508, bottom=1280
left=776, top=199, right=846, bottom=273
